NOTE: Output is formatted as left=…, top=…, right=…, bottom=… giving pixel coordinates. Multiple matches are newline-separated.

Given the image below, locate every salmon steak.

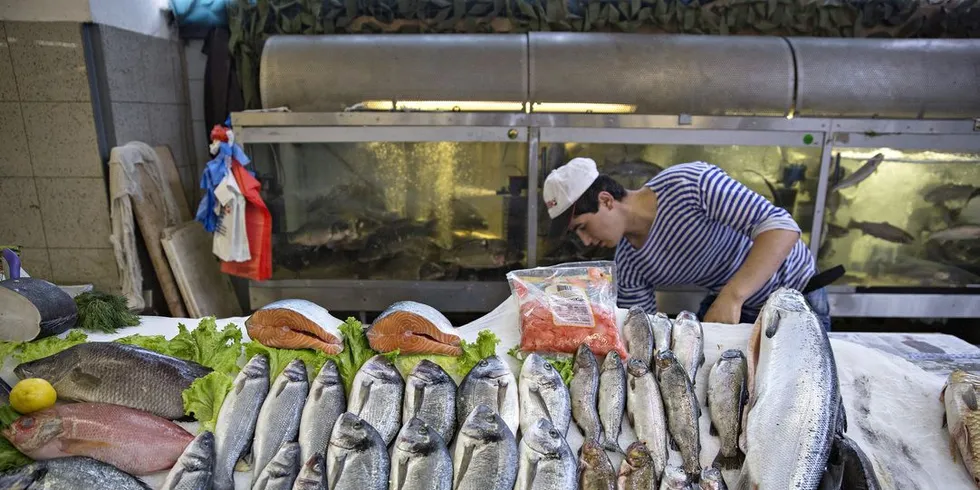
left=367, top=301, right=462, bottom=356
left=246, top=299, right=345, bottom=354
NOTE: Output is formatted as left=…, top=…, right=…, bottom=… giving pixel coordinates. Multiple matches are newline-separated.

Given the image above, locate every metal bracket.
left=974, top=118, right=980, bottom=132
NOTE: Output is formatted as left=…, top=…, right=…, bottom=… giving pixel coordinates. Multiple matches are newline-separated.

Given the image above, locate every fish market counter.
left=2, top=300, right=977, bottom=489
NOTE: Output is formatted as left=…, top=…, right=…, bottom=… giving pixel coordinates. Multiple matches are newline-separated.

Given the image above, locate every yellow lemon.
left=9, top=378, right=57, bottom=414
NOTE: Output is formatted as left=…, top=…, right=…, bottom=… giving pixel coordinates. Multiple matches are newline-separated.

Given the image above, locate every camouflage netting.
left=228, top=0, right=980, bottom=109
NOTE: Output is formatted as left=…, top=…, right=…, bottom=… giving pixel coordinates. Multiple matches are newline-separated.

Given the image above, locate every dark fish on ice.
left=442, top=239, right=523, bottom=270
left=700, top=466, right=728, bottom=490
left=251, top=360, right=308, bottom=482
left=831, top=153, right=884, bottom=192
left=0, top=278, right=77, bottom=341
left=293, top=453, right=326, bottom=490
left=835, top=435, right=881, bottom=490
left=623, top=306, right=655, bottom=368
left=598, top=351, right=626, bottom=453
left=847, top=220, right=914, bottom=244
left=515, top=417, right=576, bottom=490
left=659, top=466, right=693, bottom=489
left=457, top=355, right=519, bottom=437
left=299, top=360, right=346, bottom=468
left=214, top=355, right=269, bottom=490
left=0, top=456, right=151, bottom=490
left=252, top=441, right=300, bottom=490
left=404, top=360, right=457, bottom=444
left=519, top=353, right=571, bottom=437
left=570, top=344, right=604, bottom=445
left=617, top=442, right=656, bottom=490
left=391, top=417, right=454, bottom=490
left=349, top=355, right=405, bottom=446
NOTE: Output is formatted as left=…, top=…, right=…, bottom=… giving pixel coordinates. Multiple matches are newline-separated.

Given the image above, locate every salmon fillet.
left=367, top=301, right=462, bottom=356
left=246, top=299, right=344, bottom=355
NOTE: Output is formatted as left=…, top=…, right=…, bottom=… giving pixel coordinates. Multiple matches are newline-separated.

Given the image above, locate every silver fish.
left=617, top=442, right=656, bottom=490
left=456, top=356, right=519, bottom=437
left=570, top=344, right=604, bottom=445
left=252, top=360, right=309, bottom=482
left=848, top=220, right=914, bottom=244
left=390, top=417, right=453, bottom=490
left=253, top=442, right=300, bottom=490
left=623, top=306, right=655, bottom=367
left=327, top=413, right=389, bottom=490
left=453, top=404, right=518, bottom=490
left=928, top=224, right=980, bottom=243
left=516, top=418, right=576, bottom=490
left=292, top=454, right=326, bottom=490
left=655, top=351, right=701, bottom=479
left=700, top=466, right=728, bottom=490
left=0, top=456, right=151, bottom=490
left=578, top=440, right=616, bottom=490
left=403, top=360, right=457, bottom=444
left=831, top=153, right=884, bottom=192
left=671, top=311, right=704, bottom=384
left=161, top=431, right=214, bottom=490
left=299, top=360, right=346, bottom=467
left=598, top=351, right=626, bottom=453
left=707, top=349, right=747, bottom=470
left=924, top=183, right=979, bottom=205
left=659, top=466, right=693, bottom=490
left=519, top=353, right=571, bottom=437
left=349, top=355, right=405, bottom=446
left=214, top=355, right=270, bottom=490
left=651, top=312, right=673, bottom=354
left=625, top=359, right=667, bottom=481
left=737, top=288, right=846, bottom=490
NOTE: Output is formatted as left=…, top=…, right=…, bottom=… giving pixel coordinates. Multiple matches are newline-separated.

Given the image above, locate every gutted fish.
left=707, top=349, right=748, bottom=470
left=457, top=356, right=519, bottom=437
left=516, top=417, right=576, bottom=490
left=671, top=311, right=704, bottom=384
left=403, top=360, right=457, bottom=444
left=650, top=312, right=673, bottom=354
left=161, top=431, right=214, bottom=490
left=214, top=354, right=269, bottom=490
left=659, top=466, right=693, bottom=490
left=299, top=359, right=345, bottom=468
left=246, top=300, right=345, bottom=354
left=327, top=413, right=390, bottom=490
left=623, top=306, right=655, bottom=371
left=655, top=350, right=701, bottom=479
left=599, top=350, right=626, bottom=453
left=253, top=442, right=300, bottom=490
left=625, top=358, right=667, bottom=480
left=367, top=301, right=462, bottom=356
left=349, top=355, right=405, bottom=445
left=293, top=453, right=326, bottom=490
left=578, top=440, right=616, bottom=490
left=390, top=417, right=453, bottom=490
left=0, top=456, right=151, bottom=490
left=570, top=344, right=604, bottom=445
left=700, top=466, right=728, bottom=490
left=252, top=360, right=308, bottom=482
left=617, top=442, right=656, bottom=490
left=519, top=353, right=571, bottom=437
left=0, top=277, right=77, bottom=341
left=453, top=404, right=518, bottom=490
left=14, top=342, right=211, bottom=420
left=1, top=402, right=193, bottom=475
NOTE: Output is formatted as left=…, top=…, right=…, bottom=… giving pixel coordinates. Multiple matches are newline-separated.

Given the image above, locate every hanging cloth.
left=220, top=161, right=272, bottom=281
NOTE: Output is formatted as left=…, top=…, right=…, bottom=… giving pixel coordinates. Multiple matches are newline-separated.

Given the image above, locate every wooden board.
left=162, top=221, right=242, bottom=318
left=153, top=145, right=193, bottom=223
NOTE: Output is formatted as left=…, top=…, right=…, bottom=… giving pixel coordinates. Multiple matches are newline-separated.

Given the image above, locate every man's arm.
left=706, top=229, right=800, bottom=322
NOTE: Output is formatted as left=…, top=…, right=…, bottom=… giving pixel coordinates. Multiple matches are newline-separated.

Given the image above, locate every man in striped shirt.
left=543, top=157, right=830, bottom=329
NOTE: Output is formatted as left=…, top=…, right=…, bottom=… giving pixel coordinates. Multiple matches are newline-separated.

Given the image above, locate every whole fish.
left=671, top=311, right=704, bottom=384
left=1, top=402, right=193, bottom=475
left=252, top=360, right=309, bottom=482
left=707, top=349, right=748, bottom=470
left=403, top=360, right=457, bottom=444
left=924, top=183, right=978, bottom=204
left=299, top=360, right=346, bottom=467
left=13, top=342, right=211, bottom=420
left=659, top=466, right=693, bottom=490
left=456, top=355, right=519, bottom=437
left=453, top=404, right=518, bottom=490
left=700, top=466, right=728, bottom=490
left=737, top=288, right=846, bottom=490
left=358, top=220, right=437, bottom=263
left=623, top=306, right=654, bottom=367
left=598, top=351, right=626, bottom=453
left=625, top=359, right=667, bottom=481
left=570, top=344, right=604, bottom=445
left=651, top=312, right=672, bottom=353
left=327, top=413, right=389, bottom=490
left=848, top=220, right=914, bottom=244
left=390, top=417, right=453, bottom=490
left=292, top=454, right=326, bottom=490
left=214, top=354, right=270, bottom=490
left=655, top=351, right=701, bottom=479
left=161, top=431, right=214, bottom=490
left=286, top=216, right=378, bottom=249
left=516, top=417, right=576, bottom=490
left=836, top=435, right=881, bottom=490
left=253, top=442, right=300, bottom=490
left=831, top=153, right=884, bottom=192
left=451, top=198, right=489, bottom=231
left=0, top=456, right=151, bottom=490
left=942, top=370, right=980, bottom=484
left=349, top=355, right=405, bottom=446
left=578, top=440, right=616, bottom=490
left=443, top=239, right=523, bottom=270
left=519, top=353, right=572, bottom=437
left=617, top=442, right=656, bottom=490
left=928, top=224, right=980, bottom=243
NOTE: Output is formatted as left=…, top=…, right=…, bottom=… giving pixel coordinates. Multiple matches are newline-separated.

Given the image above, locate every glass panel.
left=249, top=141, right=529, bottom=281
left=537, top=142, right=822, bottom=266
left=818, top=148, right=980, bottom=287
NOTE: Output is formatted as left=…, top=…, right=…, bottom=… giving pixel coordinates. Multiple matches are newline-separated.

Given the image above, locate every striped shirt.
left=615, top=162, right=816, bottom=315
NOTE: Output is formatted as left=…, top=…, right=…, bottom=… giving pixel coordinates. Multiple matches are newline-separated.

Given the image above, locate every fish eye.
left=544, top=363, right=552, bottom=371
left=417, top=425, right=427, bottom=435
left=549, top=429, right=559, bottom=438
left=352, top=421, right=362, bottom=430
left=478, top=359, right=488, bottom=367
left=485, top=415, right=495, bottom=423
left=20, top=418, right=33, bottom=429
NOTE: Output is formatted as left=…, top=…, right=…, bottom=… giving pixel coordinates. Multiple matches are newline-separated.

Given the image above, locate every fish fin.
left=496, top=382, right=507, bottom=416
left=395, top=455, right=409, bottom=490
left=836, top=396, right=848, bottom=435
left=413, top=385, right=424, bottom=417
left=355, top=381, right=373, bottom=416
left=330, top=454, right=347, bottom=489
left=60, top=438, right=113, bottom=454
left=709, top=422, right=718, bottom=437
left=529, top=386, right=553, bottom=424
left=964, top=388, right=979, bottom=411
left=943, top=411, right=948, bottom=429
left=455, top=443, right=475, bottom=489
left=522, top=458, right=538, bottom=490
left=669, top=436, right=679, bottom=452
left=713, top=449, right=746, bottom=471
left=69, top=368, right=102, bottom=389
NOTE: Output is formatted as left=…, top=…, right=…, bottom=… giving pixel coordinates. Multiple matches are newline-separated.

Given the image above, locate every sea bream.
left=625, top=358, right=667, bottom=481
left=598, top=350, right=626, bottom=453
left=655, top=351, right=701, bottom=479
left=246, top=300, right=345, bottom=354
left=518, top=353, right=571, bottom=437
left=390, top=417, right=453, bottom=490
left=737, top=287, right=846, bottom=490
left=452, top=404, right=518, bottom=490
left=160, top=431, right=214, bottom=490
left=299, top=360, right=346, bottom=468
left=650, top=312, right=673, bottom=354
left=213, top=354, right=269, bottom=490
left=515, top=417, right=576, bottom=490
left=403, top=360, right=457, bottom=444
left=617, top=442, right=657, bottom=490
left=707, top=349, right=748, bottom=470
left=457, top=356, right=519, bottom=437
left=659, top=466, right=693, bottom=490
left=623, top=306, right=655, bottom=367
left=252, top=360, right=308, bottom=482
left=367, top=301, right=463, bottom=356
left=578, top=440, right=617, bottom=490
left=0, top=456, right=151, bottom=490
left=671, top=311, right=704, bottom=384
left=349, top=355, right=405, bottom=446
left=252, top=442, right=300, bottom=490
left=327, top=413, right=389, bottom=490
left=293, top=453, right=327, bottom=490
left=570, top=344, right=604, bottom=445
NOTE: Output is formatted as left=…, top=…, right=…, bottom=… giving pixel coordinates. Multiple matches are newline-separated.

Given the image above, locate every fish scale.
left=349, top=355, right=405, bottom=446
left=0, top=456, right=151, bottom=489
left=453, top=404, right=518, bottom=490
left=251, top=360, right=308, bottom=483
left=213, top=355, right=269, bottom=490
left=623, top=306, right=655, bottom=367
left=598, top=351, right=626, bottom=453
left=390, top=417, right=453, bottom=490
left=625, top=359, right=667, bottom=481
left=457, top=356, right=519, bottom=438
left=403, top=360, right=457, bottom=444
left=160, top=431, right=214, bottom=490
left=518, top=353, right=571, bottom=437
left=671, top=311, right=704, bottom=385
left=515, top=418, right=576, bottom=490
left=299, top=360, right=346, bottom=468
left=327, top=413, right=389, bottom=490
left=656, top=351, right=701, bottom=479
left=570, top=345, right=604, bottom=445
left=707, top=349, right=747, bottom=470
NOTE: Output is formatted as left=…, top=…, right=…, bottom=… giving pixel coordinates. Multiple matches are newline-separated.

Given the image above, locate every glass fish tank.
left=247, top=141, right=529, bottom=281
left=537, top=142, right=823, bottom=266
left=818, top=148, right=980, bottom=288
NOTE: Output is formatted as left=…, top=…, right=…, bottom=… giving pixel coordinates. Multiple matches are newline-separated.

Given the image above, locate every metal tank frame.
left=233, top=111, right=980, bottom=318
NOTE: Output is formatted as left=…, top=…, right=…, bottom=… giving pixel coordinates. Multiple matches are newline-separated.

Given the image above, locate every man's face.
left=567, top=191, right=625, bottom=248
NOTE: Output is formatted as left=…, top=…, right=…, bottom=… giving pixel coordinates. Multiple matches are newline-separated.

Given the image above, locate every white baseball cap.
left=543, top=157, right=599, bottom=236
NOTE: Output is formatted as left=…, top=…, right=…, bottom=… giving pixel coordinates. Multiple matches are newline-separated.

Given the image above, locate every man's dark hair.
left=571, top=175, right=627, bottom=217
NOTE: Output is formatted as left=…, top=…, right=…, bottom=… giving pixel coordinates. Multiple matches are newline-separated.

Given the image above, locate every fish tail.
left=601, top=440, right=624, bottom=454
left=713, top=448, right=746, bottom=470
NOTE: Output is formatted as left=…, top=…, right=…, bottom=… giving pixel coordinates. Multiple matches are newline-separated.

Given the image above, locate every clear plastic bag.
left=506, top=261, right=627, bottom=358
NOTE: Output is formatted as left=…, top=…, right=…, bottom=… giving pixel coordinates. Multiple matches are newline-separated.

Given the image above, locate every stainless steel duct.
left=790, top=38, right=980, bottom=119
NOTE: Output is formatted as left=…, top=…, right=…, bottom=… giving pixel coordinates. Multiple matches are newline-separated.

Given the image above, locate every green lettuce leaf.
left=507, top=345, right=574, bottom=386
left=326, top=318, right=377, bottom=395
left=243, top=342, right=328, bottom=383
left=0, top=405, right=20, bottom=427
left=168, top=318, right=243, bottom=375
left=457, top=330, right=500, bottom=375
left=14, top=330, right=88, bottom=364
left=391, top=354, right=460, bottom=379
left=181, top=372, right=233, bottom=433
left=114, top=334, right=172, bottom=355
left=0, top=405, right=30, bottom=471
left=0, top=342, right=22, bottom=371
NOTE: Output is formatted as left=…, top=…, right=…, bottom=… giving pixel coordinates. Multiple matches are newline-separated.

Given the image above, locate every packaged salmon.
left=506, top=261, right=627, bottom=358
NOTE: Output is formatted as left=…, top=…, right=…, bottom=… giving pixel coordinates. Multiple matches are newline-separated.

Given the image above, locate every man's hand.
left=703, top=290, right=744, bottom=324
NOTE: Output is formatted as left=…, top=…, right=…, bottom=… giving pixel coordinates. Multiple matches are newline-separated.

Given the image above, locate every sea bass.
left=651, top=312, right=673, bottom=354
left=13, top=342, right=211, bottom=420
left=390, top=417, right=453, bottom=490
left=1, top=402, right=193, bottom=475
left=707, top=349, right=748, bottom=470
left=0, top=456, right=151, bottom=490
left=599, top=351, right=626, bottom=453
left=518, top=353, right=571, bottom=437
left=700, top=466, right=728, bottom=490
left=942, top=369, right=980, bottom=485
left=457, top=356, right=519, bottom=437
left=453, top=404, right=518, bottom=490
left=623, top=306, right=655, bottom=369
left=327, top=413, right=389, bottom=490
left=252, top=360, right=308, bottom=482
left=292, top=453, right=326, bottom=490
left=625, top=359, right=667, bottom=481
left=403, top=360, right=457, bottom=444
left=252, top=442, right=300, bottom=490
left=160, top=431, right=214, bottom=490
left=349, top=355, right=405, bottom=445
left=617, top=442, right=657, bottom=490
left=659, top=466, right=693, bottom=490
left=570, top=344, right=604, bottom=445
left=299, top=360, right=346, bottom=467
left=831, top=153, right=884, bottom=192
left=213, top=354, right=270, bottom=490
left=578, top=440, right=616, bottom=490
left=737, top=288, right=846, bottom=490
left=515, top=417, right=576, bottom=490
left=368, top=301, right=463, bottom=356
left=655, top=351, right=701, bottom=479
left=671, top=311, right=704, bottom=384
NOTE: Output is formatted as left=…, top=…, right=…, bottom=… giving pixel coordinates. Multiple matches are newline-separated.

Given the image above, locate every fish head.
left=661, top=466, right=691, bottom=489
left=2, top=409, right=63, bottom=453
left=460, top=404, right=510, bottom=441
left=675, top=311, right=697, bottom=322
left=626, top=358, right=650, bottom=378
left=331, top=413, right=379, bottom=450
left=298, top=453, right=326, bottom=482
left=361, top=356, right=403, bottom=384
left=0, top=464, right=44, bottom=489
left=523, top=418, right=565, bottom=457
left=719, top=349, right=745, bottom=362
left=396, top=417, right=444, bottom=454
left=601, top=351, right=623, bottom=372
left=13, top=347, right=80, bottom=381
left=278, top=360, right=309, bottom=384
left=521, top=354, right=561, bottom=388
left=699, top=467, right=724, bottom=489
left=267, top=442, right=300, bottom=476
left=573, top=345, right=597, bottom=371
left=180, top=432, right=215, bottom=472
left=408, top=360, right=453, bottom=387
left=468, top=356, right=510, bottom=381
left=623, top=441, right=652, bottom=469
left=241, top=354, right=271, bottom=380
left=579, top=440, right=612, bottom=471
left=314, top=360, right=341, bottom=388
left=654, top=350, right=679, bottom=373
